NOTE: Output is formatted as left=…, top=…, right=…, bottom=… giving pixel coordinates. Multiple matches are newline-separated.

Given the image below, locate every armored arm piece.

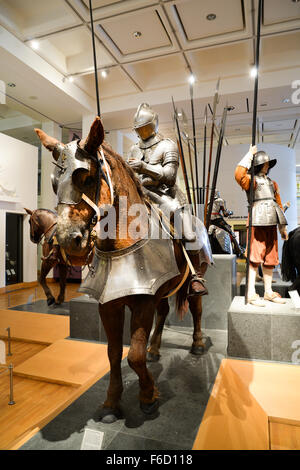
left=141, top=160, right=179, bottom=186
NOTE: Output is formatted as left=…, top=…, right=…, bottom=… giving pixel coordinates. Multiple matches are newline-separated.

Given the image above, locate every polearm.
left=89, top=0, right=101, bottom=117
left=205, top=106, right=230, bottom=231
left=200, top=106, right=208, bottom=206
left=245, top=0, right=263, bottom=305
left=189, top=80, right=200, bottom=210
left=186, top=135, right=197, bottom=214
left=204, top=78, right=220, bottom=225
left=172, top=97, right=193, bottom=207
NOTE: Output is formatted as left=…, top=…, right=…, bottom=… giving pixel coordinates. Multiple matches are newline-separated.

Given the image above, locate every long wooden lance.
left=186, top=133, right=197, bottom=214
left=200, top=105, right=208, bottom=205
left=204, top=78, right=220, bottom=225
left=245, top=0, right=263, bottom=305
left=89, top=0, right=101, bottom=117
left=189, top=81, right=200, bottom=209
left=172, top=97, right=193, bottom=207
left=205, top=106, right=230, bottom=231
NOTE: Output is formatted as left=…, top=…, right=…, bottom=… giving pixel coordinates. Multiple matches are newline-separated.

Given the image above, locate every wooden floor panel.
left=0, top=309, right=69, bottom=345
left=13, top=339, right=126, bottom=387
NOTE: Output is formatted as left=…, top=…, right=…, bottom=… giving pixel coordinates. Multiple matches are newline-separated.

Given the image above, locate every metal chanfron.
left=79, top=234, right=180, bottom=304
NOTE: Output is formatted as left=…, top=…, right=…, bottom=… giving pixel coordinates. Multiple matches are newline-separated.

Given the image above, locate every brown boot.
left=187, top=252, right=208, bottom=297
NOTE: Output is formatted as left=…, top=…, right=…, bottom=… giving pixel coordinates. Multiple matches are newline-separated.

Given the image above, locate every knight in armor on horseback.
left=235, top=145, right=288, bottom=306
left=127, top=103, right=210, bottom=297
left=209, top=190, right=244, bottom=257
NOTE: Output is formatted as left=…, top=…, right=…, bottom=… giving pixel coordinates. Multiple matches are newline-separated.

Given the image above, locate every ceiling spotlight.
left=206, top=13, right=216, bottom=21
left=133, top=31, right=142, bottom=38
left=177, top=112, right=182, bottom=117
left=188, top=74, right=195, bottom=85
left=68, top=76, right=74, bottom=82
left=31, top=40, right=39, bottom=50
left=250, top=66, right=258, bottom=78
left=7, top=82, right=16, bottom=87
left=101, top=69, right=108, bottom=78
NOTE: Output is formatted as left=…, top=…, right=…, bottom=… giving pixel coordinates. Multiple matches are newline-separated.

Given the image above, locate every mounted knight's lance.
left=172, top=97, right=193, bottom=207
left=189, top=77, right=200, bottom=211
left=205, top=105, right=232, bottom=231
left=204, top=78, right=220, bottom=225
left=89, top=0, right=101, bottom=117
left=245, top=0, right=263, bottom=305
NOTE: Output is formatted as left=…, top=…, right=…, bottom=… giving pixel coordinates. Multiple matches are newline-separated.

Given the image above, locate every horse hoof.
left=190, top=345, right=205, bottom=355
left=140, top=399, right=159, bottom=415
left=47, top=297, right=55, bottom=306
left=99, top=407, right=122, bottom=423
left=146, top=351, right=160, bottom=362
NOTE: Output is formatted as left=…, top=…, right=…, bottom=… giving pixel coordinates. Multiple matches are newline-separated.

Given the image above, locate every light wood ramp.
left=13, top=339, right=118, bottom=387
left=193, top=358, right=300, bottom=450
left=0, top=309, right=69, bottom=344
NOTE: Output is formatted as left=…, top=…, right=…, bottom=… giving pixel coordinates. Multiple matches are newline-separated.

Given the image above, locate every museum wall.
left=0, top=132, right=38, bottom=288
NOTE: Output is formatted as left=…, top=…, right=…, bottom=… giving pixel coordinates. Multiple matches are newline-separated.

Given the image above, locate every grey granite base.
left=228, top=295, right=300, bottom=363
left=69, top=296, right=131, bottom=345
left=239, top=275, right=291, bottom=298
left=166, top=254, right=237, bottom=330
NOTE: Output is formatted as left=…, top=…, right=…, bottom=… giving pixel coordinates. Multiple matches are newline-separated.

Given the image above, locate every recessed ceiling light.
left=101, top=69, right=108, bottom=78
left=188, top=74, right=195, bottom=84
left=7, top=82, right=16, bottom=87
left=133, top=31, right=142, bottom=38
left=206, top=13, right=216, bottom=21
left=68, top=76, right=74, bottom=82
left=31, top=40, right=39, bottom=50
left=250, top=66, right=258, bottom=78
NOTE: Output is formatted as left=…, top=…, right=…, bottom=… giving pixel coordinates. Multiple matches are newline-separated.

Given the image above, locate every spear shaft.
left=245, top=0, right=263, bottom=305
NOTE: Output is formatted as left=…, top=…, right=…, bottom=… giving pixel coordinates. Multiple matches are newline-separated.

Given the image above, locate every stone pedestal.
left=239, top=274, right=290, bottom=298
left=69, top=295, right=131, bottom=345
left=166, top=254, right=237, bottom=330
left=228, top=296, right=300, bottom=363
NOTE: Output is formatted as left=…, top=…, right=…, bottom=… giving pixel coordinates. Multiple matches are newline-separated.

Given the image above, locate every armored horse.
left=25, top=208, right=93, bottom=305
left=281, top=226, right=300, bottom=294
left=35, top=117, right=211, bottom=422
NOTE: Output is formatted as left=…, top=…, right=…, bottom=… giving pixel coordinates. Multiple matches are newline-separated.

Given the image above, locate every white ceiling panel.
left=260, top=32, right=300, bottom=72
left=97, top=8, right=172, bottom=56
left=124, top=54, right=189, bottom=91
left=263, top=120, right=296, bottom=132
left=174, top=0, right=245, bottom=41
left=82, top=0, right=123, bottom=7
left=0, top=0, right=81, bottom=40
left=263, top=0, right=300, bottom=26
left=33, top=26, right=115, bottom=75
left=187, top=41, right=252, bottom=82
left=73, top=67, right=138, bottom=99
left=263, top=133, right=292, bottom=143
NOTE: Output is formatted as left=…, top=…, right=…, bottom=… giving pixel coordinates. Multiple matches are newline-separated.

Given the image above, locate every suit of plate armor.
left=209, top=191, right=244, bottom=256
left=127, top=103, right=210, bottom=296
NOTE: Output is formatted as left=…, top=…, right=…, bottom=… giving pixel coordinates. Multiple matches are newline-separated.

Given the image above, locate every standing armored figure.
left=127, top=103, right=212, bottom=296
left=235, top=145, right=288, bottom=306
left=210, top=190, right=244, bottom=256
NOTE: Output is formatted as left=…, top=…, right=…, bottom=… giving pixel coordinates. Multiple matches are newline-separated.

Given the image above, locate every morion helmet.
left=254, top=151, right=277, bottom=169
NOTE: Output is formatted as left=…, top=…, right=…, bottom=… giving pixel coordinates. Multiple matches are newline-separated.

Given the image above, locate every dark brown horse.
left=25, top=208, right=93, bottom=306
left=35, top=117, right=208, bottom=422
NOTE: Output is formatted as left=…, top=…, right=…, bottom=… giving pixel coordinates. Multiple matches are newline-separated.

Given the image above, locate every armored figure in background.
left=235, top=145, right=288, bottom=306
left=127, top=103, right=212, bottom=296
left=209, top=190, right=244, bottom=257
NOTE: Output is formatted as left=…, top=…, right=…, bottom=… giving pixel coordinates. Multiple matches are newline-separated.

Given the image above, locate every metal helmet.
left=254, top=151, right=277, bottom=169
left=133, top=103, right=158, bottom=140
left=214, top=190, right=220, bottom=199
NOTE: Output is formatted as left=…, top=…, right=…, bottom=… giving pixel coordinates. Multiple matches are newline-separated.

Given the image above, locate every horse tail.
left=281, top=229, right=297, bottom=282
left=175, top=276, right=190, bottom=320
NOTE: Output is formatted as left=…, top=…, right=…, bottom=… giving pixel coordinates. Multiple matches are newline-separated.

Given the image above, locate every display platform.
left=228, top=296, right=300, bottom=362
left=69, top=296, right=132, bottom=345
left=239, top=274, right=290, bottom=298
left=0, top=308, right=69, bottom=344
left=166, top=254, right=237, bottom=330
left=193, top=358, right=300, bottom=450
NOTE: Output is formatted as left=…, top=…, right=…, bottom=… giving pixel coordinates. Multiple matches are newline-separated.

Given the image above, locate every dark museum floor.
left=9, top=296, right=227, bottom=451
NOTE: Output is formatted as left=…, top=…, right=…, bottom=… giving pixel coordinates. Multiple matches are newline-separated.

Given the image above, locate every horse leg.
left=188, top=295, right=205, bottom=355
left=147, top=298, right=169, bottom=362
left=98, top=303, right=125, bottom=423
left=56, top=263, right=68, bottom=305
left=128, top=297, right=159, bottom=414
left=39, top=260, right=56, bottom=306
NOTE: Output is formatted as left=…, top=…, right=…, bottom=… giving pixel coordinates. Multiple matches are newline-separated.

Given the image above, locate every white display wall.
left=0, top=132, right=38, bottom=288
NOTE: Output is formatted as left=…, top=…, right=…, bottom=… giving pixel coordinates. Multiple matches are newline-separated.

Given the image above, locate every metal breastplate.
left=251, top=175, right=287, bottom=226
left=211, top=199, right=223, bottom=220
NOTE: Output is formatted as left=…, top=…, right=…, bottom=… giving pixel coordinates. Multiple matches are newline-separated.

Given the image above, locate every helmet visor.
left=135, top=123, right=156, bottom=141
